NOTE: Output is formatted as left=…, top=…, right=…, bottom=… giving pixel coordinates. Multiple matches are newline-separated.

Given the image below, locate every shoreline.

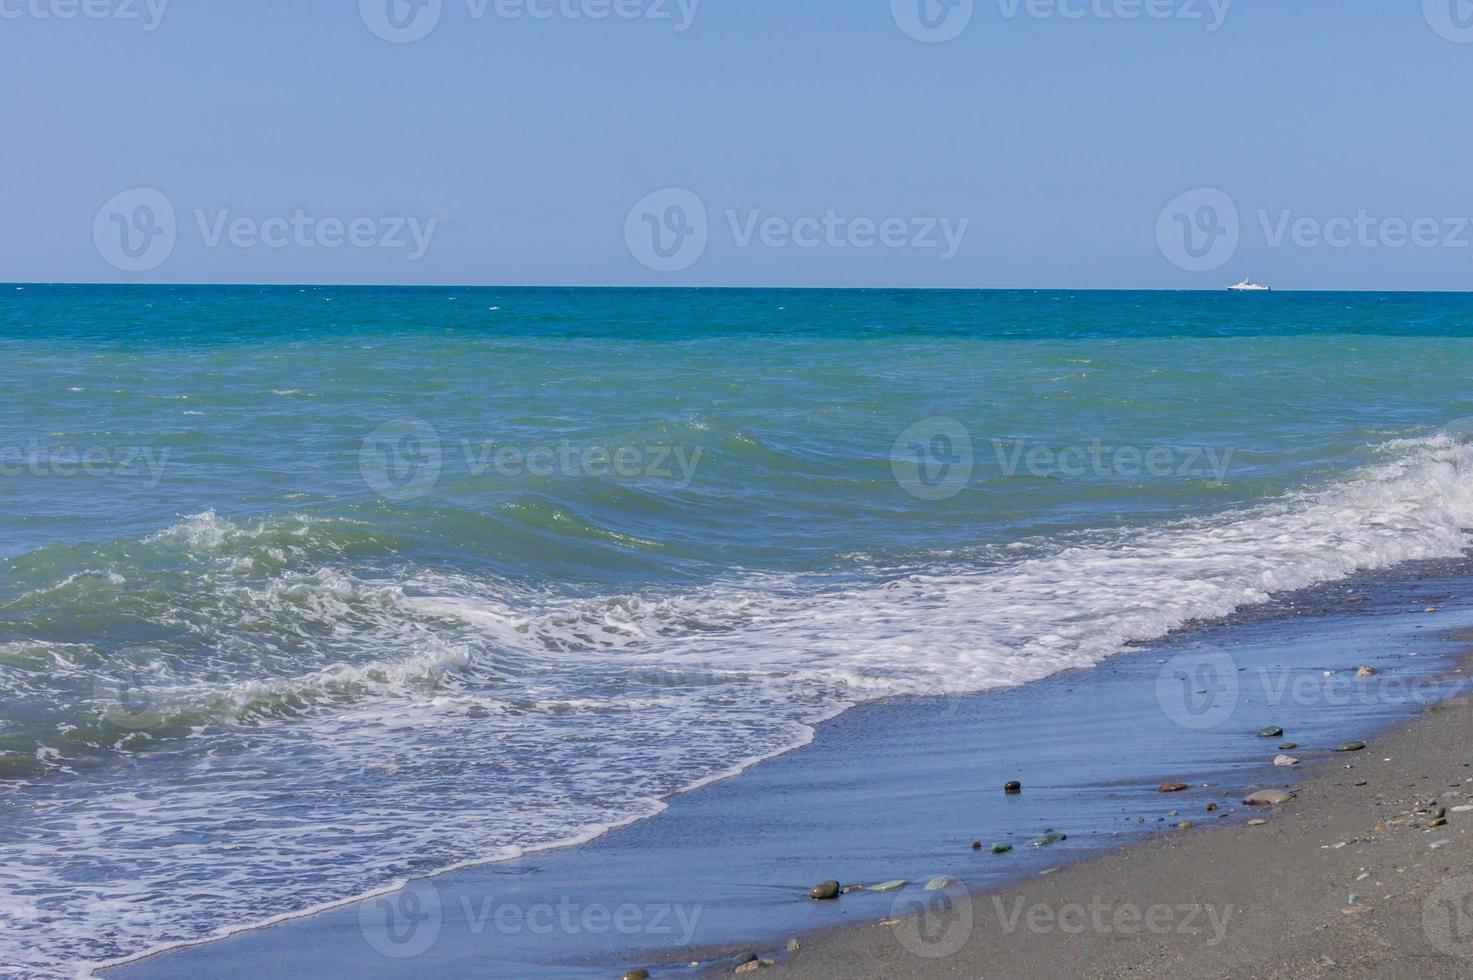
left=776, top=638, right=1473, bottom=978
left=104, top=559, right=1473, bottom=979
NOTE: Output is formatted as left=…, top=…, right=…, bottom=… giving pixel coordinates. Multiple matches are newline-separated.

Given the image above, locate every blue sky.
left=4, top=1, right=1472, bottom=289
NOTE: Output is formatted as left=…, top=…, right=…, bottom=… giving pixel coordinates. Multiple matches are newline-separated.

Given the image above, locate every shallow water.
left=4, top=286, right=1473, bottom=976
left=109, top=559, right=1473, bottom=978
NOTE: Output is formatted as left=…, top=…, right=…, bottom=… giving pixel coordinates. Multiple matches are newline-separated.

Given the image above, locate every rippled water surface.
left=3, top=285, right=1473, bottom=976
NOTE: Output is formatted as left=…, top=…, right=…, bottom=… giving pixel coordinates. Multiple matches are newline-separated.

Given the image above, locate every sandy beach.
left=778, top=652, right=1473, bottom=979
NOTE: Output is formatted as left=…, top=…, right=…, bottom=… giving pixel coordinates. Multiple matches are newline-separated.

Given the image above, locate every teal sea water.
left=3, top=285, right=1473, bottom=976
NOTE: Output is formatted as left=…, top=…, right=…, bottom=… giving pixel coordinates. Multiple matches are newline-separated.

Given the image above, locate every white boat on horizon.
left=1227, top=277, right=1272, bottom=292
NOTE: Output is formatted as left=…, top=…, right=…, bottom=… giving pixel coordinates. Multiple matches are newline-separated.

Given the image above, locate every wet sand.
left=779, top=661, right=1473, bottom=979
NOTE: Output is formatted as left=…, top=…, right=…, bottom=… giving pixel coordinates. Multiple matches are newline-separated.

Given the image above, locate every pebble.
left=1336, top=741, right=1367, bottom=753
left=1274, top=755, right=1299, bottom=767
left=1205, top=802, right=1218, bottom=811
left=1030, top=832, right=1067, bottom=848
left=1431, top=839, right=1452, bottom=850
left=924, top=876, right=957, bottom=891
left=971, top=841, right=982, bottom=851
left=787, top=939, right=800, bottom=952
left=992, top=843, right=1013, bottom=854
left=620, top=972, right=650, bottom=980
left=734, top=961, right=773, bottom=974
left=869, top=880, right=907, bottom=892
left=1005, top=781, right=1022, bottom=795
left=1179, top=822, right=1195, bottom=830
left=809, top=881, right=841, bottom=901
left=1258, top=727, right=1285, bottom=738
left=1429, top=817, right=1449, bottom=828
left=1432, top=804, right=1447, bottom=819
left=1452, top=805, right=1473, bottom=814
left=1279, top=742, right=1298, bottom=751
left=1244, top=789, right=1293, bottom=806
left=1248, top=819, right=1268, bottom=826
left=1159, top=782, right=1189, bottom=793
left=1356, top=666, right=1377, bottom=678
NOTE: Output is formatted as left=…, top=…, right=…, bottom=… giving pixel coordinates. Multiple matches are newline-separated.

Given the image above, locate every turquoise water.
left=3, top=285, right=1473, bottom=975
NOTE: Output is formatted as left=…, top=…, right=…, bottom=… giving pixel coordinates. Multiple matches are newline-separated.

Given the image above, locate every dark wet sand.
left=778, top=665, right=1473, bottom=979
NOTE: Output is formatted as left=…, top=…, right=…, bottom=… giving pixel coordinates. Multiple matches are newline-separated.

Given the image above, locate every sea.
left=3, top=285, right=1473, bottom=977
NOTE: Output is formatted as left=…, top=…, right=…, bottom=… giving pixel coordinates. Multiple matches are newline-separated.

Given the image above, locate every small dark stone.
left=1005, top=781, right=1022, bottom=795
left=992, top=843, right=1013, bottom=854
left=1335, top=741, right=1367, bottom=753
left=809, top=880, right=841, bottom=901
left=1278, top=742, right=1298, bottom=750
left=1258, top=727, right=1284, bottom=738
left=621, top=972, right=650, bottom=980
left=971, top=840, right=982, bottom=851
left=1158, top=782, right=1189, bottom=793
